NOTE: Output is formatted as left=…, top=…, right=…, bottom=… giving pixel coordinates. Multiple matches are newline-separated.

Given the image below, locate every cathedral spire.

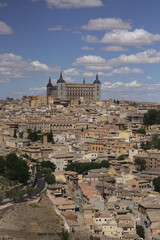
left=83, top=77, right=85, bottom=84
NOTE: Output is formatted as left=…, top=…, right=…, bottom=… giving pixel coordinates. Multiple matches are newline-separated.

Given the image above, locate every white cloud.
left=72, top=30, right=81, bottom=34
left=0, top=53, right=60, bottom=82
left=101, top=46, right=128, bottom=52
left=101, top=29, right=160, bottom=47
left=46, top=0, right=103, bottom=8
left=48, top=25, right=63, bottom=31
left=73, top=55, right=106, bottom=66
left=83, top=72, right=94, bottom=78
left=126, top=81, right=141, bottom=87
left=29, top=87, right=46, bottom=91
left=0, top=21, right=13, bottom=35
left=0, top=3, right=8, bottom=7
left=86, top=65, right=112, bottom=71
left=102, top=80, right=141, bottom=90
left=64, top=76, right=75, bottom=83
left=81, top=18, right=131, bottom=31
left=146, top=76, right=152, bottom=80
left=63, top=68, right=80, bottom=76
left=110, top=67, right=144, bottom=75
left=81, top=35, right=99, bottom=43
left=108, top=49, right=160, bottom=66
left=73, top=55, right=113, bottom=71
left=31, top=61, right=51, bottom=72
left=81, top=46, right=94, bottom=51
left=29, top=87, right=46, bottom=95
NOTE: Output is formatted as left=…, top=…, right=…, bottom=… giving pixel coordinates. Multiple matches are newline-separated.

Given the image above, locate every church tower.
left=93, top=73, right=101, bottom=101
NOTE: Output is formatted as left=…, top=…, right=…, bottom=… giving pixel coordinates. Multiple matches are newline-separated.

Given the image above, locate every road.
left=136, top=210, right=152, bottom=240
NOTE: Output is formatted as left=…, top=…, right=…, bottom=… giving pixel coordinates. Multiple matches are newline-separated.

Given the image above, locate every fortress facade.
left=46, top=73, right=101, bottom=102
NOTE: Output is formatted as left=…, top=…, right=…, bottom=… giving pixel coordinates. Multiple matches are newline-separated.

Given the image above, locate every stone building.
left=46, top=72, right=101, bottom=102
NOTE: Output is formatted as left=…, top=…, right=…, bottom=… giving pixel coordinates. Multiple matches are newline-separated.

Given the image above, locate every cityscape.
left=1, top=0, right=160, bottom=240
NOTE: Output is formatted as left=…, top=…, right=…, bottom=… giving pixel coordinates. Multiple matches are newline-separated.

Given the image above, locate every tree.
left=27, top=129, right=40, bottom=142
left=136, top=225, right=145, bottom=239
left=117, top=155, right=125, bottom=160
left=42, top=167, right=52, bottom=176
left=143, top=109, right=160, bottom=126
left=41, top=161, right=56, bottom=172
left=44, top=173, right=55, bottom=184
left=141, top=134, right=160, bottom=151
left=100, top=160, right=110, bottom=168
left=0, top=195, right=3, bottom=204
left=19, top=132, right=24, bottom=139
left=5, top=153, right=29, bottom=183
left=134, top=158, right=146, bottom=171
left=66, top=160, right=110, bottom=174
left=153, top=176, right=160, bottom=192
left=59, top=229, right=69, bottom=240
left=13, top=128, right=17, bottom=138
left=9, top=189, right=26, bottom=202
left=0, top=156, right=5, bottom=173
left=26, top=186, right=34, bottom=196
left=26, top=186, right=40, bottom=196
left=137, top=128, right=146, bottom=134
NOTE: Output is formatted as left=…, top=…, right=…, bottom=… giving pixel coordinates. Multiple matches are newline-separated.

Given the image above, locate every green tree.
left=153, top=176, right=160, bottom=192
left=19, top=132, right=24, bottom=139
left=134, top=158, right=146, bottom=171
left=117, top=155, right=125, bottom=160
left=100, top=160, right=110, bottom=168
left=143, top=109, right=160, bottom=126
left=41, top=161, right=56, bottom=172
left=42, top=167, right=52, bottom=176
left=5, top=153, right=29, bottom=183
left=26, top=186, right=34, bottom=196
left=26, top=186, right=40, bottom=196
left=0, top=156, right=5, bottom=173
left=59, top=229, right=69, bottom=240
left=66, top=160, right=110, bottom=174
left=0, top=195, right=3, bottom=204
left=136, top=225, right=145, bottom=239
left=44, top=174, right=55, bottom=184
left=9, top=189, right=26, bottom=202
left=141, top=134, right=160, bottom=151
left=137, top=128, right=146, bottom=134
left=13, top=128, right=17, bottom=138
left=27, top=129, right=40, bottom=142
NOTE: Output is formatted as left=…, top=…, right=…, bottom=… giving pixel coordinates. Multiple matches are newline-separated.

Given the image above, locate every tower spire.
left=83, top=77, right=85, bottom=84
left=93, top=73, right=101, bottom=84
left=47, top=76, right=53, bottom=87
left=60, top=72, right=62, bottom=79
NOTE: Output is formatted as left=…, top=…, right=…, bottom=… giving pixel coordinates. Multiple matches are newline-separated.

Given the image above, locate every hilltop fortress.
left=46, top=73, right=101, bottom=102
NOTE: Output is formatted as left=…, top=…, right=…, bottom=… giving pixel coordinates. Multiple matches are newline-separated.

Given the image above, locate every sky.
left=0, top=0, right=160, bottom=102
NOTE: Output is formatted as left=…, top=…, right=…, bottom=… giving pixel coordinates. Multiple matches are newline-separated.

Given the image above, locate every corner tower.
left=46, top=76, right=53, bottom=98
left=93, top=73, right=101, bottom=101
left=57, top=72, right=66, bottom=99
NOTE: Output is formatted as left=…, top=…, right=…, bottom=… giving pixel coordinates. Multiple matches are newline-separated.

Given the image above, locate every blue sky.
left=0, top=0, right=160, bottom=102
